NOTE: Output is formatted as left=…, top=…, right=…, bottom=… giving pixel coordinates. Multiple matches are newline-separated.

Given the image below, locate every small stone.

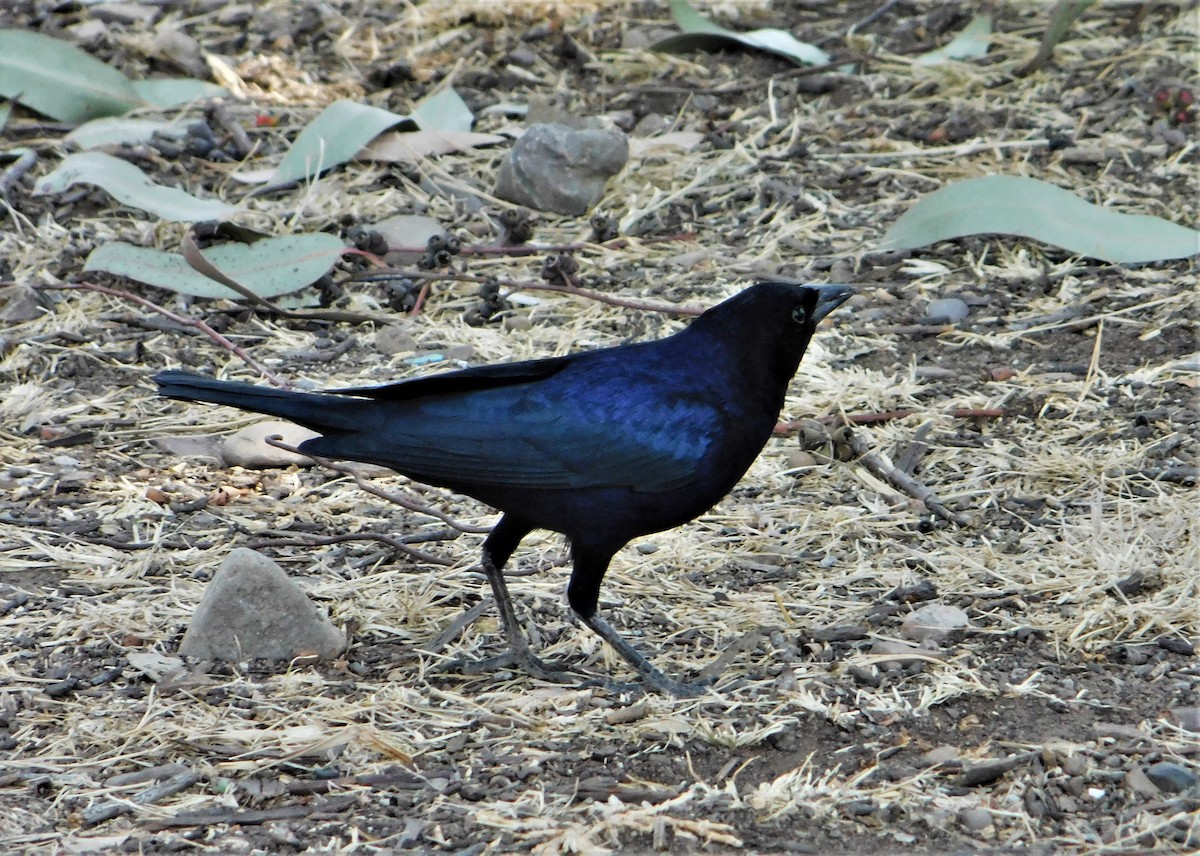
left=1061, top=753, right=1088, bottom=776
left=442, top=344, right=475, bottom=362
left=0, top=285, right=48, bottom=323
left=901, top=604, right=971, bottom=643
left=502, top=316, right=533, bottom=332
left=1169, top=706, right=1200, bottom=733
left=375, top=325, right=418, bottom=355
left=1144, top=762, right=1198, bottom=794
left=180, top=548, right=346, bottom=662
left=785, top=450, right=819, bottom=470
left=871, top=639, right=927, bottom=672
left=921, top=745, right=961, bottom=766
left=632, top=113, right=671, bottom=137
left=494, top=123, right=629, bottom=216
left=959, top=807, right=992, bottom=832
left=635, top=542, right=659, bottom=555
left=221, top=421, right=319, bottom=469
left=925, top=297, right=969, bottom=324
left=1124, top=765, right=1162, bottom=798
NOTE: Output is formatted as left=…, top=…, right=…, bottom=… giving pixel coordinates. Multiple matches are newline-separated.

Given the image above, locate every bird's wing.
left=302, top=357, right=720, bottom=492
left=329, top=356, right=572, bottom=399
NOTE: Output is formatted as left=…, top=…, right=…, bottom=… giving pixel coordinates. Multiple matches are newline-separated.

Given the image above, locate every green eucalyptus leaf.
left=410, top=88, right=473, bottom=133
left=879, top=175, right=1200, bottom=265
left=653, top=0, right=829, bottom=67
left=35, top=151, right=236, bottom=221
left=915, top=13, right=993, bottom=66
left=84, top=233, right=346, bottom=299
left=266, top=99, right=408, bottom=187
left=132, top=78, right=228, bottom=109
left=0, top=29, right=143, bottom=122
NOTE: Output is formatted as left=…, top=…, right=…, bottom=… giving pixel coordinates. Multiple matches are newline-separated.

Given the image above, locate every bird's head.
left=685, top=281, right=852, bottom=391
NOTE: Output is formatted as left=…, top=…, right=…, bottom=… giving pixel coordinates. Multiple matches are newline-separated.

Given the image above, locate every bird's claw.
left=445, top=650, right=581, bottom=685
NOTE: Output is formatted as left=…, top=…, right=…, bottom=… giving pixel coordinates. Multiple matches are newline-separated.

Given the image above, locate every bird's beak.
left=810, top=284, right=854, bottom=324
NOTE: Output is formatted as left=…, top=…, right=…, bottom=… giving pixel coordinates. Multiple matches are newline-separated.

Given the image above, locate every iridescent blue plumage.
left=155, top=281, right=851, bottom=695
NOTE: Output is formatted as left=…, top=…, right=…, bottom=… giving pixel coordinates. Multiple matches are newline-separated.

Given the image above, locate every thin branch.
left=42, top=281, right=289, bottom=386
left=834, top=423, right=973, bottom=527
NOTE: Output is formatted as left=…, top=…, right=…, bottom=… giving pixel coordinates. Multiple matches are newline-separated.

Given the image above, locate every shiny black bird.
left=155, top=281, right=851, bottom=695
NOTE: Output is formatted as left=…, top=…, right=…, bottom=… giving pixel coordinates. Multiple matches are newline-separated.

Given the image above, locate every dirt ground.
left=1, top=1, right=1197, bottom=854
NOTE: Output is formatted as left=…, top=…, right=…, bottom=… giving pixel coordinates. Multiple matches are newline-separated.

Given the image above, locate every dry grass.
left=1, top=1, right=1197, bottom=853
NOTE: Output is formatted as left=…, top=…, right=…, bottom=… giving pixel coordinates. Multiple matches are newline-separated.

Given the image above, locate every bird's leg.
left=450, top=515, right=580, bottom=684
left=568, top=546, right=713, bottom=698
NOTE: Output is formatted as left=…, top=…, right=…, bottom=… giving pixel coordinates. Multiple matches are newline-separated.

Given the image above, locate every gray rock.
left=180, top=548, right=345, bottom=661
left=871, top=638, right=926, bottom=671
left=1061, top=753, right=1088, bottom=776
left=221, top=421, right=319, bottom=469
left=494, top=123, right=628, bottom=216
left=375, top=324, right=419, bottom=356
left=0, top=285, right=49, bottom=323
left=901, top=603, right=971, bottom=643
left=921, top=744, right=961, bottom=766
left=1124, top=765, right=1161, bottom=798
left=925, top=297, right=970, bottom=324
left=1170, top=706, right=1200, bottom=733
left=1144, top=761, right=1198, bottom=794
left=959, top=807, right=992, bottom=832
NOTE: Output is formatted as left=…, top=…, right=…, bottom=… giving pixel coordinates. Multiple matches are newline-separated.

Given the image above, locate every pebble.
left=1170, top=706, right=1200, bottom=733
left=870, top=639, right=926, bottom=671
left=925, top=297, right=970, bottom=324
left=921, top=745, right=961, bottom=766
left=375, top=325, right=418, bottom=355
left=494, top=123, right=629, bottom=216
left=180, top=548, right=345, bottom=662
left=1144, top=762, right=1198, bottom=794
left=443, top=344, right=476, bottom=362
left=1124, top=765, right=1161, bottom=798
left=1061, top=753, right=1088, bottom=776
left=901, top=603, right=970, bottom=643
left=959, top=807, right=992, bottom=832
left=785, top=450, right=820, bottom=470
left=635, top=542, right=659, bottom=555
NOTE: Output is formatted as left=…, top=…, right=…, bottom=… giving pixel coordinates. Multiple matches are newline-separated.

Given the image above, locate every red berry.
left=1154, top=88, right=1172, bottom=107
left=1178, top=89, right=1195, bottom=106
left=1175, top=109, right=1193, bottom=124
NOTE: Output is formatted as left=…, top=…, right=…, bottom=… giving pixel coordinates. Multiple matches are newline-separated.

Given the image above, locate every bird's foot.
left=445, top=650, right=581, bottom=685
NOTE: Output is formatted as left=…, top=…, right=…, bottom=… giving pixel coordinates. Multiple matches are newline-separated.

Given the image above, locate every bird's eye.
left=790, top=304, right=809, bottom=324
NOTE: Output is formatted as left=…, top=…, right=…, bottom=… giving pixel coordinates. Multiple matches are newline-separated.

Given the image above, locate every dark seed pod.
left=590, top=212, right=618, bottom=242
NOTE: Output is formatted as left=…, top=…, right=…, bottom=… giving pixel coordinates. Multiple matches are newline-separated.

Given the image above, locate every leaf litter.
left=0, top=1, right=1197, bottom=854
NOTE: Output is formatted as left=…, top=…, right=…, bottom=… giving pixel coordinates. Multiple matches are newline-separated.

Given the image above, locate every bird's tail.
left=154, top=370, right=367, bottom=434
